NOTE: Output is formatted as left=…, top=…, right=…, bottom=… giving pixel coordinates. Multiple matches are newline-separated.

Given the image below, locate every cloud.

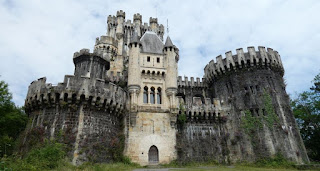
left=0, top=0, right=319, bottom=106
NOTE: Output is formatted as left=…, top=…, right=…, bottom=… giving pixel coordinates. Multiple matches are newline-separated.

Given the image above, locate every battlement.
left=107, top=15, right=116, bottom=25
left=133, top=13, right=142, bottom=21
left=106, top=11, right=164, bottom=40
left=95, top=36, right=118, bottom=47
left=73, top=48, right=112, bottom=62
left=149, top=17, right=158, bottom=24
left=177, top=97, right=230, bottom=123
left=116, top=10, right=125, bottom=18
left=204, top=46, right=284, bottom=82
left=25, top=75, right=127, bottom=113
left=177, top=76, right=206, bottom=87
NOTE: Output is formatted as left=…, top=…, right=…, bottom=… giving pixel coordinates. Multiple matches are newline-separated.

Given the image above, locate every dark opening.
left=147, top=56, right=150, bottom=62
left=143, top=86, right=148, bottom=103
left=157, top=87, right=161, bottom=104
left=157, top=57, right=160, bottom=63
left=148, top=145, right=159, bottom=163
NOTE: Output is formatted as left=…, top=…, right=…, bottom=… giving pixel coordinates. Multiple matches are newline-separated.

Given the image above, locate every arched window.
left=143, top=86, right=148, bottom=103
left=157, top=87, right=161, bottom=104
left=150, top=87, right=155, bottom=104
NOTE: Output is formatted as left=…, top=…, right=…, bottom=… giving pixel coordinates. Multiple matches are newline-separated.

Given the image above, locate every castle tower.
left=127, top=32, right=141, bottom=108
left=133, top=13, right=142, bottom=37
left=164, top=36, right=179, bottom=110
left=125, top=29, right=178, bottom=165
left=73, top=48, right=109, bottom=79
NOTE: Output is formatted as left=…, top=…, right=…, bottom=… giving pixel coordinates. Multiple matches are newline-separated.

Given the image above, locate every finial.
left=167, top=19, right=169, bottom=35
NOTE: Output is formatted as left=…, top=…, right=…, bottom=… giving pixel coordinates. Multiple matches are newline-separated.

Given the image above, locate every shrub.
left=1, top=141, right=66, bottom=170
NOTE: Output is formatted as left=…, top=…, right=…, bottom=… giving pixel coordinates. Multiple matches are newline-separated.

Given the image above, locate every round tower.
left=73, top=48, right=109, bottom=79
left=127, top=32, right=142, bottom=107
left=149, top=17, right=159, bottom=34
left=204, top=46, right=309, bottom=163
left=133, top=13, right=142, bottom=37
left=107, top=15, right=116, bottom=38
left=164, top=36, right=179, bottom=109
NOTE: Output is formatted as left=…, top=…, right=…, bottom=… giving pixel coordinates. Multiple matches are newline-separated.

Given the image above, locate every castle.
left=24, top=10, right=309, bottom=166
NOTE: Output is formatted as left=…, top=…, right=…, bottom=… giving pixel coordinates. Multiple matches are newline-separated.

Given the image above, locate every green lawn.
left=50, top=163, right=318, bottom=171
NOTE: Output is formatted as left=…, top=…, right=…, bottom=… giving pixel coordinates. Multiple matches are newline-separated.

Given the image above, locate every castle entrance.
left=148, top=145, right=159, bottom=164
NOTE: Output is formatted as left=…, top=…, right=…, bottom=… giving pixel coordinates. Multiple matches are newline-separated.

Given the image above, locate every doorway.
left=148, top=145, right=159, bottom=164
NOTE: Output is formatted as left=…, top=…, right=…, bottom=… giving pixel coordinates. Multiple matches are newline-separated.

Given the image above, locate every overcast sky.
left=1, top=0, right=319, bottom=106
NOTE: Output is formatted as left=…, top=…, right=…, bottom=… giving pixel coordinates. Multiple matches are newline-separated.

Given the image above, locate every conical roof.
left=164, top=36, right=174, bottom=47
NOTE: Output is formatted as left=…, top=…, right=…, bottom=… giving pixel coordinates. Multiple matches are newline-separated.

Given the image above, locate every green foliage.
left=241, top=110, right=262, bottom=135
left=162, top=159, right=219, bottom=168
left=0, top=79, right=28, bottom=157
left=177, top=102, right=187, bottom=128
left=1, top=141, right=66, bottom=170
left=262, top=90, right=280, bottom=129
left=291, top=72, right=320, bottom=161
left=241, top=90, right=279, bottom=136
left=253, top=153, right=295, bottom=168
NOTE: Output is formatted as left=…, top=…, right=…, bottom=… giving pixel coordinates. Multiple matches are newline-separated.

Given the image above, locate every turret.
left=127, top=32, right=142, bottom=106
left=133, top=13, right=142, bottom=37
left=94, top=36, right=118, bottom=62
left=164, top=36, right=178, bottom=108
left=116, top=10, right=125, bottom=39
left=73, top=49, right=109, bottom=80
left=159, top=24, right=164, bottom=41
left=149, top=17, right=159, bottom=34
left=107, top=15, right=116, bottom=38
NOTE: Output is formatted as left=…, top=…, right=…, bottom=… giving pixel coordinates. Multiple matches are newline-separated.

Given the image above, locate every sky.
left=0, top=0, right=319, bottom=106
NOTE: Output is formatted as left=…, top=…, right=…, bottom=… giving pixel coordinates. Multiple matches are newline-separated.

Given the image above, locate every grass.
left=1, top=142, right=318, bottom=171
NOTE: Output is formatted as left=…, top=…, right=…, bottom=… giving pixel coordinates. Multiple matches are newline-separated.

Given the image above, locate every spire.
left=130, top=31, right=140, bottom=44
left=164, top=36, right=174, bottom=48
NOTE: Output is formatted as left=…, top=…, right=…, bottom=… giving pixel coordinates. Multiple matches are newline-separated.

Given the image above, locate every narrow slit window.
left=150, top=87, right=155, bottom=104
left=147, top=56, right=150, bottom=62
left=157, top=87, right=161, bottom=104
left=143, top=86, right=148, bottom=103
left=157, top=57, right=160, bottom=63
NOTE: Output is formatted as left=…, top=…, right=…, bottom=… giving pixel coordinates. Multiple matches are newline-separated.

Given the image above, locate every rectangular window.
left=147, top=56, right=150, bottom=62
left=157, top=57, right=160, bottom=63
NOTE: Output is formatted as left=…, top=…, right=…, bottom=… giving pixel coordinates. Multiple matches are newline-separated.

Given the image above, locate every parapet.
left=95, top=36, right=118, bottom=47
left=25, top=74, right=127, bottom=113
left=204, top=46, right=284, bottom=82
left=73, top=48, right=111, bottom=63
left=116, top=10, right=125, bottom=18
left=149, top=17, right=158, bottom=24
left=177, top=76, right=206, bottom=88
left=106, top=11, right=164, bottom=41
left=133, top=13, right=142, bottom=21
left=107, top=15, right=116, bottom=25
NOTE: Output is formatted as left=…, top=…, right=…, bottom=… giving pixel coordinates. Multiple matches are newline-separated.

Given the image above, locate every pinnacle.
left=164, top=36, right=174, bottom=47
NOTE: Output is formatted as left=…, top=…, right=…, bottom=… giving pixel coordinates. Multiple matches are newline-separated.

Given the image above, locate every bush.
left=1, top=141, right=66, bottom=170
left=253, top=153, right=294, bottom=168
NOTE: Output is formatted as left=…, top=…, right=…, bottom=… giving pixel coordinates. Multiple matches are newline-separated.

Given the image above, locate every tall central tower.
left=125, top=19, right=179, bottom=165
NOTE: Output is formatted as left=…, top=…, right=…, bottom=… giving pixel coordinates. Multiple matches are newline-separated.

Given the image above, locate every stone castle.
left=24, top=10, right=309, bottom=165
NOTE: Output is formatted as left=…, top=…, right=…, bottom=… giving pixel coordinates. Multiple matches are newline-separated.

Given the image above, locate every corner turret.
left=164, top=36, right=178, bottom=109
left=133, top=13, right=142, bottom=37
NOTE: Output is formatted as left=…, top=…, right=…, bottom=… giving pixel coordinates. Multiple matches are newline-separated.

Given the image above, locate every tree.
left=291, top=73, right=320, bottom=161
left=0, top=79, right=28, bottom=157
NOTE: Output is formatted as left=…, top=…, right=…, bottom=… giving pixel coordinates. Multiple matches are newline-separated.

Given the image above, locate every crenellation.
left=133, top=13, right=142, bottom=22
left=177, top=76, right=205, bottom=88
left=204, top=46, right=285, bottom=82
left=116, top=10, right=125, bottom=18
